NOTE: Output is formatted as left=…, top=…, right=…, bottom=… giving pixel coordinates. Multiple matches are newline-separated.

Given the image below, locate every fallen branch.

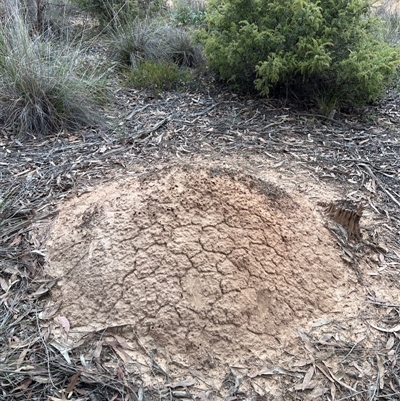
left=131, top=117, right=169, bottom=143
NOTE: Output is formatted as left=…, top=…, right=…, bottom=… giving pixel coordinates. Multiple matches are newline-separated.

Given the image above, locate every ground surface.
left=1, top=76, right=400, bottom=400
left=46, top=165, right=360, bottom=375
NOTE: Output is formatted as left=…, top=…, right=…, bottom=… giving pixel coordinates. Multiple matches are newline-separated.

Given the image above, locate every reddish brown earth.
left=45, top=165, right=361, bottom=374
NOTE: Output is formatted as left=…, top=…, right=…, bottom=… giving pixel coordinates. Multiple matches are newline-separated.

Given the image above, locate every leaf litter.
left=0, top=79, right=400, bottom=400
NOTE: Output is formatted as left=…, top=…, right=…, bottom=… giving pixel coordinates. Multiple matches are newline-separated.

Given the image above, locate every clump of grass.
left=0, top=7, right=108, bottom=137
left=125, top=59, right=193, bottom=91
left=109, top=17, right=204, bottom=68
left=109, top=18, right=169, bottom=66
left=69, top=0, right=166, bottom=27
left=160, top=24, right=203, bottom=67
left=109, top=17, right=203, bottom=90
left=70, top=0, right=140, bottom=27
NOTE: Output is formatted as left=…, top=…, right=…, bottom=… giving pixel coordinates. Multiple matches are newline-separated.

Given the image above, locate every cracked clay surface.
left=46, top=166, right=358, bottom=366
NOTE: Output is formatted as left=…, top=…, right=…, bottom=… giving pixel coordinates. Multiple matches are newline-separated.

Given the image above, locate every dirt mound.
left=46, top=166, right=358, bottom=368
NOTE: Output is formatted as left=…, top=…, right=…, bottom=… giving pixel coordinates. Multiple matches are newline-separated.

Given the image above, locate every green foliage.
left=171, top=7, right=205, bottom=27
left=169, top=0, right=206, bottom=27
left=125, top=60, right=193, bottom=91
left=201, top=0, right=400, bottom=110
left=0, top=10, right=107, bottom=136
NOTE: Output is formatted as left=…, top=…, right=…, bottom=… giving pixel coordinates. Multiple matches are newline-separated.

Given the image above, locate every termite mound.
left=46, top=165, right=358, bottom=367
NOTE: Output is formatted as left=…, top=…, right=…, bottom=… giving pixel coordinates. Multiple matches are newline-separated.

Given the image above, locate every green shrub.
left=125, top=59, right=192, bottom=91
left=202, top=0, right=400, bottom=110
left=169, top=0, right=207, bottom=27
left=0, top=10, right=107, bottom=136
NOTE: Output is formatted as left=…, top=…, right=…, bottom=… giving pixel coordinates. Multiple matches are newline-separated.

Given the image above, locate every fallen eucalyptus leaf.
left=49, top=340, right=71, bottom=364
left=370, top=323, right=400, bottom=333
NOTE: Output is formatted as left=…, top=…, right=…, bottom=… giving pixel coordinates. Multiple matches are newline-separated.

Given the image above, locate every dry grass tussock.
left=0, top=3, right=107, bottom=137
left=109, top=17, right=203, bottom=68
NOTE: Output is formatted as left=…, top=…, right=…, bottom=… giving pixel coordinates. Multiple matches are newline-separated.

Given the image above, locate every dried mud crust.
left=46, top=166, right=359, bottom=367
